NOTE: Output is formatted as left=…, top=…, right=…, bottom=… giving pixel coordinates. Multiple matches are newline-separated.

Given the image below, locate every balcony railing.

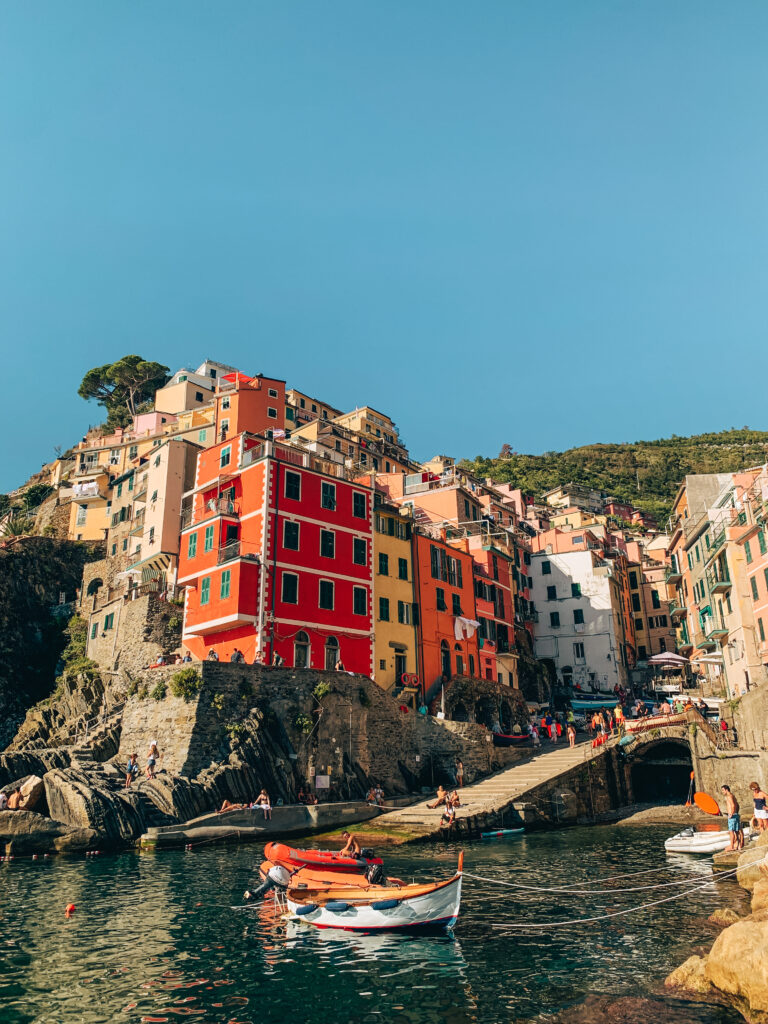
left=668, top=600, right=687, bottom=620
left=664, top=564, right=682, bottom=585
left=129, top=510, right=146, bottom=536
left=182, top=496, right=240, bottom=529
left=705, top=565, right=731, bottom=593
left=217, top=541, right=260, bottom=565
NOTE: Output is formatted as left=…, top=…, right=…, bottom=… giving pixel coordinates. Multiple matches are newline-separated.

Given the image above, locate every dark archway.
left=499, top=700, right=513, bottom=733
left=452, top=700, right=470, bottom=722
left=630, top=740, right=693, bottom=804
left=87, top=578, right=103, bottom=595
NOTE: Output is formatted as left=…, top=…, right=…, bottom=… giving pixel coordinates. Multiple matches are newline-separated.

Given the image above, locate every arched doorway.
left=630, top=740, right=693, bottom=804
left=453, top=700, right=470, bottom=722
left=500, top=700, right=513, bottom=733
left=86, top=578, right=103, bottom=609
left=294, top=630, right=310, bottom=669
left=440, top=640, right=451, bottom=678
left=324, top=635, right=339, bottom=670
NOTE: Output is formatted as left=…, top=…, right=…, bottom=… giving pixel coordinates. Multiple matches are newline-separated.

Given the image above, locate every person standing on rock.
left=146, top=741, right=160, bottom=780
left=749, top=782, right=768, bottom=832
left=455, top=759, right=464, bottom=788
left=721, top=785, right=743, bottom=851
left=125, top=753, right=139, bottom=789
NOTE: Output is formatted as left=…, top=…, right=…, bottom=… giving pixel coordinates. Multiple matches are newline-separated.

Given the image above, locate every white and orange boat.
left=260, top=845, right=463, bottom=933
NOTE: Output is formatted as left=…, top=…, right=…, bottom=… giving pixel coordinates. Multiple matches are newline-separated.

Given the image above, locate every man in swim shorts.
left=721, top=785, right=742, bottom=851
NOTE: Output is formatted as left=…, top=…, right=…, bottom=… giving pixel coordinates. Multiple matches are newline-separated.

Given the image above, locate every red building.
left=470, top=542, right=517, bottom=686
left=412, top=533, right=479, bottom=702
left=178, top=420, right=373, bottom=672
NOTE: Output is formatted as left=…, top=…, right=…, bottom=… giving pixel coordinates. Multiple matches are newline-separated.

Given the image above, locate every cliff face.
left=0, top=537, right=103, bottom=748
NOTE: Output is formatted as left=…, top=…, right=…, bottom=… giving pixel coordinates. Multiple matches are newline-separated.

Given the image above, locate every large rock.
left=664, top=955, right=712, bottom=994
left=752, top=877, right=768, bottom=914
left=0, top=809, right=94, bottom=854
left=705, top=918, right=768, bottom=1015
left=43, top=768, right=143, bottom=846
left=708, top=908, right=741, bottom=927
left=19, top=775, right=45, bottom=811
left=736, top=841, right=768, bottom=892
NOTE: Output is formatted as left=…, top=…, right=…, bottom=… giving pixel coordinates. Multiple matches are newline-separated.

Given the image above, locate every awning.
left=111, top=468, right=136, bottom=486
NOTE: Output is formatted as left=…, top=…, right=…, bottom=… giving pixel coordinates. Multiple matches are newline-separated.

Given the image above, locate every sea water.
left=0, top=825, right=748, bottom=1023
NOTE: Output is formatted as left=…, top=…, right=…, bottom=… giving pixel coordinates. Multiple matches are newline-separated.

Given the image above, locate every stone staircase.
left=361, top=739, right=601, bottom=842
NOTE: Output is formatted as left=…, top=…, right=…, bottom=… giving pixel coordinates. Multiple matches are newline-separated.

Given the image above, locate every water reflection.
left=0, top=827, right=749, bottom=1024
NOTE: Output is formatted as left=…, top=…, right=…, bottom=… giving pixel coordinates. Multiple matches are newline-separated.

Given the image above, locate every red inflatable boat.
left=264, top=841, right=382, bottom=871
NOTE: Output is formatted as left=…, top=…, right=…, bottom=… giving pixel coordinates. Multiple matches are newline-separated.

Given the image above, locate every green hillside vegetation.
left=462, top=430, right=768, bottom=525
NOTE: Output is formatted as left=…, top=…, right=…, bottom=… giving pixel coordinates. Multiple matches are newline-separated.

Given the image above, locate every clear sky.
left=2, top=2, right=767, bottom=490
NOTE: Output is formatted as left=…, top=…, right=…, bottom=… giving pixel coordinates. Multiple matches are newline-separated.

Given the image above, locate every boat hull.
left=664, top=826, right=751, bottom=854
left=287, top=873, right=462, bottom=933
left=263, top=841, right=381, bottom=871
left=492, top=733, right=532, bottom=748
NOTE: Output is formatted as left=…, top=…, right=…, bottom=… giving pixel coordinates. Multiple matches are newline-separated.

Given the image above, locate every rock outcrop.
left=705, top=917, right=768, bottom=1018
left=0, top=809, right=95, bottom=854
left=44, top=768, right=143, bottom=846
left=664, top=955, right=712, bottom=995
left=736, top=833, right=768, bottom=892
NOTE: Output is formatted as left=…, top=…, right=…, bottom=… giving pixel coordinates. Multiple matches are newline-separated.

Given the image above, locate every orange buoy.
left=65, top=903, right=76, bottom=917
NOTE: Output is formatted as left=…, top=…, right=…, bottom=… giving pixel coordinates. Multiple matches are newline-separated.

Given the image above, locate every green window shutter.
left=745, top=540, right=753, bottom=564
left=204, top=525, right=214, bottom=552
left=198, top=429, right=207, bottom=443
left=90, top=623, right=98, bottom=640
left=188, top=533, right=197, bottom=558
left=751, top=576, right=759, bottom=601
left=759, top=530, right=767, bottom=555
left=201, top=577, right=211, bottom=605
left=220, top=570, right=231, bottom=599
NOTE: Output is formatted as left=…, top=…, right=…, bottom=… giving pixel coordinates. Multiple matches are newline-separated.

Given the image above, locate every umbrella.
left=647, top=652, right=689, bottom=665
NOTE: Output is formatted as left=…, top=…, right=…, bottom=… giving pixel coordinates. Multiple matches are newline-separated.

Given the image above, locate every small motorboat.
left=492, top=732, right=532, bottom=748
left=263, top=841, right=382, bottom=872
left=664, top=825, right=751, bottom=854
left=286, top=853, right=464, bottom=933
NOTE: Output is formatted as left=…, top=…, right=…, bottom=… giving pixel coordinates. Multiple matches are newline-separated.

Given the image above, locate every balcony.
left=668, top=600, right=687, bottom=621
left=217, top=541, right=260, bottom=565
left=182, top=497, right=240, bottom=529
left=705, top=566, right=731, bottom=594
left=129, top=510, right=146, bottom=536
left=665, top=564, right=682, bottom=585
left=705, top=624, right=729, bottom=643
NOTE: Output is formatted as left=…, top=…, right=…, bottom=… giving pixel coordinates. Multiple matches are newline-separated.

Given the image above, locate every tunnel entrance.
left=630, top=740, right=693, bottom=804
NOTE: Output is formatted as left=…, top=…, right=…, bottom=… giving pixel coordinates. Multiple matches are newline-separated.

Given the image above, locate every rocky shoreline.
left=664, top=832, right=768, bottom=1023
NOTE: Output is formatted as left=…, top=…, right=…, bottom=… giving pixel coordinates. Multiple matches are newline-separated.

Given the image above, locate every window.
left=321, top=482, right=336, bottom=510
left=745, top=540, right=753, bottom=564
left=638, top=645, right=647, bottom=661
left=188, top=533, right=197, bottom=558
left=378, top=552, right=389, bottom=575
left=353, top=538, right=367, bottom=565
left=398, top=557, right=408, bottom=580
left=353, top=492, right=366, bottom=518
left=573, top=608, right=584, bottom=625
left=628, top=571, right=638, bottom=589
left=129, top=445, right=138, bottom=459
left=128, top=475, right=133, bottom=491
left=148, top=526, right=155, bottom=544
left=220, top=446, right=231, bottom=469
left=319, top=580, right=334, bottom=610
left=195, top=391, right=204, bottom=402
left=436, top=588, right=447, bottom=611
left=635, top=617, right=644, bottom=632
left=658, top=637, right=667, bottom=652
left=764, top=568, right=768, bottom=593
left=220, top=420, right=229, bottom=435
left=268, top=388, right=278, bottom=398
left=117, top=482, right=123, bottom=498
left=122, top=538, right=128, bottom=551
left=397, top=601, right=412, bottom=625
left=267, top=407, right=278, bottom=419
left=751, top=576, right=759, bottom=601
left=631, top=593, right=641, bottom=612
left=573, top=641, right=585, bottom=661
left=110, top=543, right=117, bottom=556
left=204, top=525, right=214, bottom=553
left=220, top=569, right=231, bottom=599
left=571, top=583, right=581, bottom=597
left=222, top=396, right=230, bottom=410
left=76, top=504, right=87, bottom=526
left=200, top=578, right=210, bottom=605
left=150, top=490, right=158, bottom=504
left=285, top=471, right=301, bottom=501
left=542, top=560, right=552, bottom=575
left=281, top=573, right=298, bottom=604
left=283, top=521, right=299, bottom=550
left=353, top=587, right=367, bottom=615
left=651, top=589, right=661, bottom=609
left=379, top=597, right=390, bottom=621
left=320, top=530, right=335, bottom=558
left=103, top=613, right=115, bottom=630
left=452, top=593, right=463, bottom=615
left=549, top=611, right=560, bottom=627
left=759, top=618, right=765, bottom=643
left=198, top=429, right=207, bottom=443
left=547, top=585, right=557, bottom=601
left=90, top=622, right=98, bottom=640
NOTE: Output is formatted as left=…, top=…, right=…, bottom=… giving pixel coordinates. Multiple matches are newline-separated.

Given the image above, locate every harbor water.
left=0, top=824, right=749, bottom=1023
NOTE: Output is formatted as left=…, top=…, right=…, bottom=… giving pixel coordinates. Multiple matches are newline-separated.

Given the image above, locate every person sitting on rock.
left=0, top=790, right=7, bottom=810
left=427, top=785, right=448, bottom=809
left=254, top=789, right=272, bottom=820
left=297, top=787, right=306, bottom=804
left=125, top=754, right=139, bottom=788
left=439, top=803, right=456, bottom=828
left=448, top=789, right=461, bottom=808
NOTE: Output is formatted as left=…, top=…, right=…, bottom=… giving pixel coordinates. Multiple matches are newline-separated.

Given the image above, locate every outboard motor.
left=244, top=863, right=292, bottom=902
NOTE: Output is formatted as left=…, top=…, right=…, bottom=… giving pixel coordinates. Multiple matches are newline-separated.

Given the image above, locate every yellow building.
left=372, top=496, right=418, bottom=692
left=548, top=506, right=607, bottom=531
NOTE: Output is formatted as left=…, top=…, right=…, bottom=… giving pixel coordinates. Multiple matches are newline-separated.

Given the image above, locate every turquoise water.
left=0, top=825, right=748, bottom=1024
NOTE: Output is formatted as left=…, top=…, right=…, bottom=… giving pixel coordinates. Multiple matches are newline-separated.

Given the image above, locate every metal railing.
left=182, top=496, right=239, bottom=528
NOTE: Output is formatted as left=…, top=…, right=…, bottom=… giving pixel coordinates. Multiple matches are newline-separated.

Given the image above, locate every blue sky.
left=2, top=2, right=768, bottom=490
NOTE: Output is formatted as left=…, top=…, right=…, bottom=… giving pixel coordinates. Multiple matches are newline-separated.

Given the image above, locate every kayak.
left=263, top=841, right=382, bottom=871
left=481, top=827, right=524, bottom=839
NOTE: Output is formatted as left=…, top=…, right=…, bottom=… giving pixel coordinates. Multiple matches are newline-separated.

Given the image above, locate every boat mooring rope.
left=462, top=869, right=725, bottom=896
